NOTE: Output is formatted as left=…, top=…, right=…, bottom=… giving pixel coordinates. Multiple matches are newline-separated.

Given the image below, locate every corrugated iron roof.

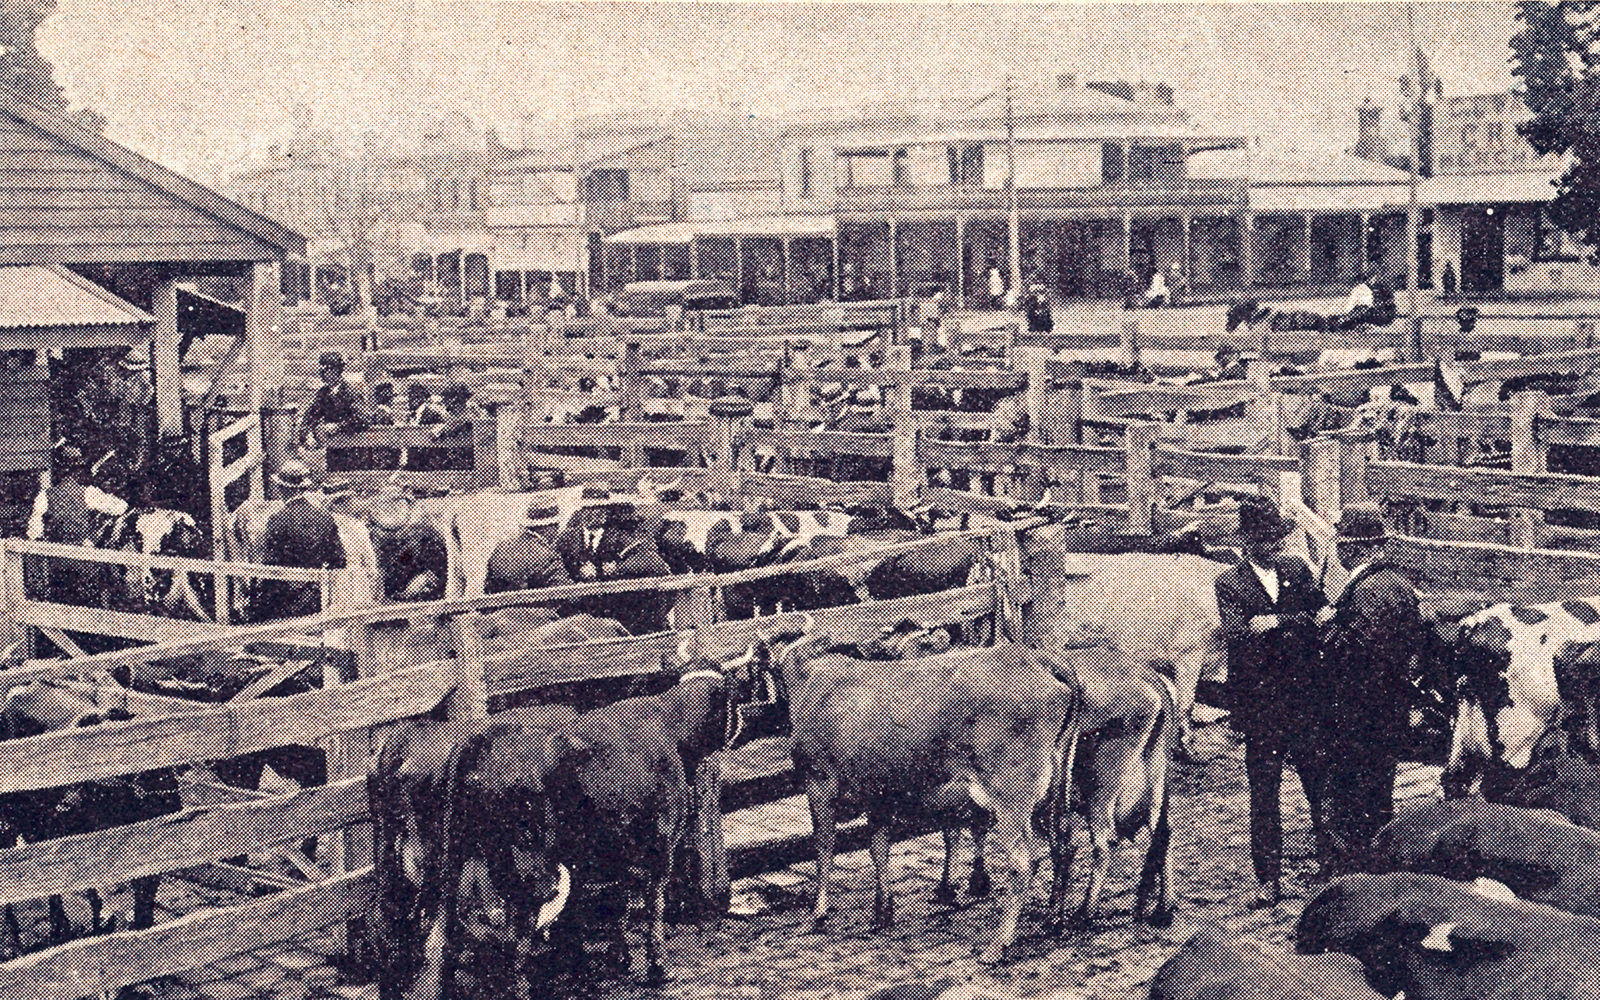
left=0, top=265, right=153, bottom=329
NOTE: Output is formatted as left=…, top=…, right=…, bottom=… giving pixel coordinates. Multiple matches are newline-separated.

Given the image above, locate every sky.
left=36, top=1, right=1525, bottom=183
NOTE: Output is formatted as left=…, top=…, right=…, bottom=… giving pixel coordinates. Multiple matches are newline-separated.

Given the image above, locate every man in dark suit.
left=1215, top=498, right=1328, bottom=907
left=256, top=461, right=346, bottom=621
left=1315, top=504, right=1427, bottom=876
left=554, top=495, right=672, bottom=634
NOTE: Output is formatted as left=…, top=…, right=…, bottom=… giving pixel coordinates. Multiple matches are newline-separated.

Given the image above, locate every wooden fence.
left=0, top=527, right=1011, bottom=1000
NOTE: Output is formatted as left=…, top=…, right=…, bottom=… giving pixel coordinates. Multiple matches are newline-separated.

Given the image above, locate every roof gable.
left=0, top=90, right=306, bottom=266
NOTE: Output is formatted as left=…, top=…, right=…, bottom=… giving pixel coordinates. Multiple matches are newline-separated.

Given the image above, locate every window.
left=799, top=148, right=814, bottom=199
left=1102, top=142, right=1125, bottom=183
left=581, top=168, right=629, bottom=201
left=892, top=150, right=910, bottom=187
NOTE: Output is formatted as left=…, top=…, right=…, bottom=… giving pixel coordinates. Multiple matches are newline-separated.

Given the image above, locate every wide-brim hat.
left=1238, top=498, right=1293, bottom=541
left=317, top=351, right=345, bottom=371
left=119, top=347, right=150, bottom=371
left=272, top=460, right=315, bottom=491
left=1335, top=504, right=1390, bottom=542
left=523, top=502, right=563, bottom=530
left=321, top=478, right=353, bottom=500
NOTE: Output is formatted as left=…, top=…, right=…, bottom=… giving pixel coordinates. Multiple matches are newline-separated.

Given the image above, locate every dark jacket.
left=1321, top=561, right=1426, bottom=746
left=552, top=512, right=673, bottom=634
left=1215, top=553, right=1326, bottom=734
left=484, top=530, right=573, bottom=595
left=371, top=520, right=449, bottom=602
left=303, top=380, right=367, bottom=435
left=257, top=497, right=346, bottom=620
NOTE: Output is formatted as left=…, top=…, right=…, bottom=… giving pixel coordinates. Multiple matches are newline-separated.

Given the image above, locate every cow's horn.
left=536, top=864, right=572, bottom=933
left=800, top=611, right=815, bottom=634
left=677, top=629, right=701, bottom=664
left=725, top=643, right=758, bottom=671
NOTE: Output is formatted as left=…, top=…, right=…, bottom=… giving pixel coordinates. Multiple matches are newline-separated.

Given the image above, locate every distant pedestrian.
left=1024, top=285, right=1053, bottom=333
left=987, top=263, right=1005, bottom=309
left=1441, top=260, right=1457, bottom=298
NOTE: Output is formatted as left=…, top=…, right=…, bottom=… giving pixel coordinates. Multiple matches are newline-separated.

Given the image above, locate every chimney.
left=1354, top=99, right=1383, bottom=161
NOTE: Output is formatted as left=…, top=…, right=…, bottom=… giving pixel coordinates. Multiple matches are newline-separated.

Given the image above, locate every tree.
left=1511, top=1, right=1600, bottom=259
left=0, top=0, right=65, bottom=111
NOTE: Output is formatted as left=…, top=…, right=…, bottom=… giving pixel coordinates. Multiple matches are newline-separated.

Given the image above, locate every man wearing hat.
left=555, top=495, right=673, bottom=634
left=255, top=460, right=346, bottom=621
left=366, top=487, right=449, bottom=603
left=30, top=443, right=129, bottom=608
left=300, top=351, right=368, bottom=450
left=1212, top=343, right=1250, bottom=382
left=484, top=500, right=573, bottom=598
left=1314, top=504, right=1427, bottom=875
left=1214, top=497, right=1328, bottom=907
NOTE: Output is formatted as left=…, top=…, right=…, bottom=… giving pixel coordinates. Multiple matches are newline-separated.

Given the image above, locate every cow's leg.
left=868, top=820, right=894, bottom=929
left=131, top=876, right=159, bottom=930
left=969, top=809, right=993, bottom=899
left=645, top=869, right=670, bottom=985
left=936, top=829, right=960, bottom=906
left=87, top=888, right=105, bottom=935
left=977, top=804, right=1035, bottom=966
left=1074, top=802, right=1115, bottom=930
left=803, top=775, right=838, bottom=932
left=1134, top=794, right=1175, bottom=926
left=0, top=904, right=19, bottom=960
left=47, top=894, right=70, bottom=943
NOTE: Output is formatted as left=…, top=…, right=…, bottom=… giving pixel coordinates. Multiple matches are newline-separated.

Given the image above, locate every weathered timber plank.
left=766, top=430, right=895, bottom=458
left=0, top=870, right=371, bottom=1000
left=1368, top=460, right=1600, bottom=512
left=0, top=664, right=451, bottom=795
left=6, top=539, right=323, bottom=580
left=1460, top=348, right=1600, bottom=384
left=1153, top=448, right=1299, bottom=486
left=9, top=602, right=225, bottom=643
left=1388, top=534, right=1600, bottom=584
left=1538, top=414, right=1600, bottom=449
left=516, top=422, right=713, bottom=449
left=1269, top=364, right=1437, bottom=396
left=786, top=369, right=1024, bottom=391
left=1413, top=408, right=1512, bottom=442
left=0, top=779, right=366, bottom=904
left=1087, top=381, right=1262, bottom=419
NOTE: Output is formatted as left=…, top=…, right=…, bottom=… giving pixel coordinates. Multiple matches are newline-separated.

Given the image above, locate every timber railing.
left=0, top=526, right=1012, bottom=1000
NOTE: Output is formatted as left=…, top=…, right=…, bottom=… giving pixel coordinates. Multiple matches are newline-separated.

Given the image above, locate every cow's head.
left=666, top=633, right=764, bottom=750
left=1440, top=616, right=1517, bottom=798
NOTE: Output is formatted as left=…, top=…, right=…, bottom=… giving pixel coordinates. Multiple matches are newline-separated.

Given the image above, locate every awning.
left=606, top=215, right=836, bottom=245
left=0, top=265, right=152, bottom=349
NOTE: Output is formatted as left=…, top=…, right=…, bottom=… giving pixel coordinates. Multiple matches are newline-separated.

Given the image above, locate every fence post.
left=1511, top=390, right=1552, bottom=549
left=1121, top=319, right=1142, bottom=369
left=1020, top=347, right=1077, bottom=445
left=1307, top=435, right=1343, bottom=525
left=1124, top=421, right=1159, bottom=535
left=887, top=345, right=921, bottom=509
left=448, top=610, right=490, bottom=721
left=709, top=396, right=754, bottom=498
left=1336, top=429, right=1376, bottom=509
left=619, top=342, right=646, bottom=467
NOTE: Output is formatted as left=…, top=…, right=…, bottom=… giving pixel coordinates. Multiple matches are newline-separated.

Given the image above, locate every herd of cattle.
left=23, top=474, right=1600, bottom=1000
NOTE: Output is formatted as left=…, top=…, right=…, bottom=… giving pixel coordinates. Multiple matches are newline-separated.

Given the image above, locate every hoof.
left=976, top=943, right=1010, bottom=966
left=933, top=883, right=958, bottom=907
left=646, top=965, right=668, bottom=987
left=967, top=872, right=992, bottom=899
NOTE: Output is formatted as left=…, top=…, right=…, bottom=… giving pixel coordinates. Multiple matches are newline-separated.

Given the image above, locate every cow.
left=371, top=639, right=763, bottom=999
left=765, top=629, right=1078, bottom=965
left=1296, top=871, right=1600, bottom=1000
left=1149, top=928, right=1383, bottom=1000
left=96, top=506, right=213, bottom=621
left=1372, top=795, right=1600, bottom=918
left=0, top=681, right=182, bottom=957
left=1435, top=597, right=1600, bottom=799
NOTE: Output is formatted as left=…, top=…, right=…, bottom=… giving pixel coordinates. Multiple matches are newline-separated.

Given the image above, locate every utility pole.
left=1005, top=76, right=1022, bottom=312
left=1404, top=3, right=1422, bottom=345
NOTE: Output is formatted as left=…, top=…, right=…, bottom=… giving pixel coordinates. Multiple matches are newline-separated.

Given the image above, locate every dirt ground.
left=570, top=720, right=1441, bottom=1000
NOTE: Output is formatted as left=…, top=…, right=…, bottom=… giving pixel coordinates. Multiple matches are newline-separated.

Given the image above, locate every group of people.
left=1215, top=498, right=1428, bottom=908
left=299, top=351, right=481, bottom=473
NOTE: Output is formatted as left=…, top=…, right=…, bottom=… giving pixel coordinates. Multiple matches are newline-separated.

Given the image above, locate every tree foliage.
left=1512, top=1, right=1600, bottom=260
left=0, top=0, right=65, bottom=112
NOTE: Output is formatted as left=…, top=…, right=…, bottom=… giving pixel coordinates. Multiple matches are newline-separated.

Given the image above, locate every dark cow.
left=1149, top=928, right=1383, bottom=1000
left=1371, top=795, right=1600, bottom=917
left=0, top=681, right=181, bottom=956
left=766, top=624, right=1077, bottom=965
left=1498, top=729, right=1600, bottom=828
left=1297, top=871, right=1600, bottom=1000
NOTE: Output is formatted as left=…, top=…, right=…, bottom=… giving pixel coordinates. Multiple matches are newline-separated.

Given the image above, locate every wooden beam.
left=1368, top=459, right=1600, bottom=513
left=0, top=779, right=365, bottom=905
left=1152, top=446, right=1299, bottom=488
left=1459, top=347, right=1600, bottom=385
left=0, top=870, right=371, bottom=1000
left=153, top=280, right=181, bottom=436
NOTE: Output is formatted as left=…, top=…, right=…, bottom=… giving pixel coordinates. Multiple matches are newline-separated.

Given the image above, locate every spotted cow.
left=1438, top=596, right=1600, bottom=799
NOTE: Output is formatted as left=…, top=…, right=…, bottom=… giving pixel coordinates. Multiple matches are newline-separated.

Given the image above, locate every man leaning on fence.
left=253, top=461, right=346, bottom=621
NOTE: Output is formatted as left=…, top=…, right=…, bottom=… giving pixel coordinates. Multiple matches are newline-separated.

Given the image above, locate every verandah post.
left=1124, top=421, right=1159, bottom=535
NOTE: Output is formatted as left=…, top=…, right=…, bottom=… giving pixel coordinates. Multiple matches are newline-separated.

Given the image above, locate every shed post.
left=1306, top=435, right=1343, bottom=525
left=448, top=611, right=490, bottom=721
left=1124, top=421, right=1159, bottom=535
left=153, top=280, right=183, bottom=437
left=619, top=342, right=646, bottom=467
left=248, top=261, right=284, bottom=409
left=709, top=396, right=753, bottom=499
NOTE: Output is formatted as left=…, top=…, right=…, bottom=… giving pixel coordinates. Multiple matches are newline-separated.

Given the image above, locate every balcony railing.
left=834, top=179, right=1248, bottom=214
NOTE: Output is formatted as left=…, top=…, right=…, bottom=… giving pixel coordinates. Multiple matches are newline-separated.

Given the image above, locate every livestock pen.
left=0, top=524, right=1017, bottom=1000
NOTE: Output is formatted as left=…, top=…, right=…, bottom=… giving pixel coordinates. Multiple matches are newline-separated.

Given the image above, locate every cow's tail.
left=1043, top=671, right=1086, bottom=881
left=425, top=726, right=488, bottom=1000
left=367, top=734, right=410, bottom=1000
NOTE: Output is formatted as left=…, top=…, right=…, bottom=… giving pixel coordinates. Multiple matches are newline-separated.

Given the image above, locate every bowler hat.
left=272, top=460, right=316, bottom=491
left=318, top=351, right=345, bottom=371
left=1335, top=504, right=1389, bottom=542
left=523, top=502, right=563, bottom=530
left=1215, top=343, right=1240, bottom=362
left=119, top=347, right=150, bottom=371
left=1238, top=498, right=1292, bottom=541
